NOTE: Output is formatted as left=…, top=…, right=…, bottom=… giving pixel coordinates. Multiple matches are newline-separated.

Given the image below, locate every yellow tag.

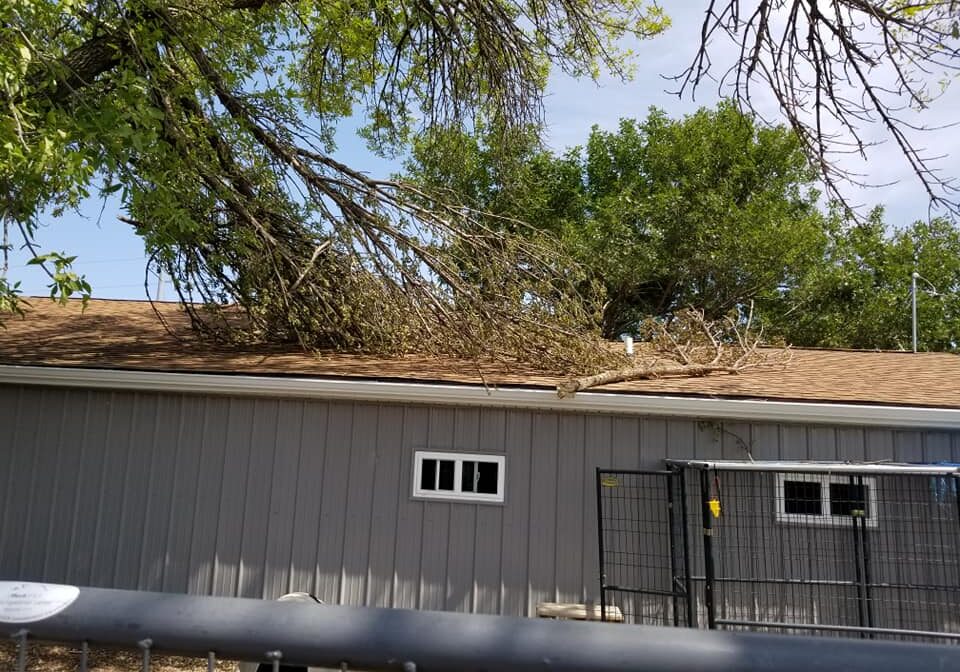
left=708, top=498, right=721, bottom=518
left=601, top=477, right=619, bottom=488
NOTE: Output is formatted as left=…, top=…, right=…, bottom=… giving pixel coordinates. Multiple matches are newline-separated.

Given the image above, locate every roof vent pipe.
left=620, top=333, right=635, bottom=356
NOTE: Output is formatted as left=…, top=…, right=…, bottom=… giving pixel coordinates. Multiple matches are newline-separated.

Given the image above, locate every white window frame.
left=412, top=451, right=506, bottom=503
left=774, top=473, right=878, bottom=527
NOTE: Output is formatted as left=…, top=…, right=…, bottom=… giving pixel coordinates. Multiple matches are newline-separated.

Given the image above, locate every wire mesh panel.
left=697, top=467, right=960, bottom=642
left=596, top=469, right=692, bottom=626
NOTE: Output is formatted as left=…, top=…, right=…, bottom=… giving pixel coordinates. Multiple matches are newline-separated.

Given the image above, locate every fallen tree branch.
left=557, top=362, right=742, bottom=397
left=557, top=307, right=792, bottom=396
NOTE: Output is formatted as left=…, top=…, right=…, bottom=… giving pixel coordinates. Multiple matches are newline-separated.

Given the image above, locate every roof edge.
left=0, top=364, right=957, bottom=430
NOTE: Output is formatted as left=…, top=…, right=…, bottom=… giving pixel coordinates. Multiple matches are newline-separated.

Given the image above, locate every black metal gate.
left=597, top=461, right=960, bottom=643
left=697, top=466, right=960, bottom=642
left=596, top=469, right=693, bottom=626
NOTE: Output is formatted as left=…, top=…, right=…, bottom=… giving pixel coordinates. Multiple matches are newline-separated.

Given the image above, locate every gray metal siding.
left=500, top=409, right=531, bottom=615
left=0, top=384, right=958, bottom=618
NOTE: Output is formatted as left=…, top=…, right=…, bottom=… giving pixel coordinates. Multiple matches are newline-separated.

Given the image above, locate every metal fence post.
left=12, top=629, right=28, bottom=672
left=955, top=474, right=960, bottom=592
left=699, top=468, right=717, bottom=630
left=857, top=475, right=874, bottom=636
left=850, top=474, right=874, bottom=637
left=139, top=638, right=153, bottom=672
left=596, top=468, right=608, bottom=622
left=678, top=468, right=695, bottom=628
left=666, top=470, right=680, bottom=627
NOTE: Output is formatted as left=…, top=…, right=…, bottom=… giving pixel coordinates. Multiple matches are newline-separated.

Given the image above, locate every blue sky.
left=7, top=4, right=959, bottom=299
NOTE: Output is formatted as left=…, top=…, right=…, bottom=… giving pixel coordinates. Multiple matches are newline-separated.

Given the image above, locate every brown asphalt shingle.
left=1, top=298, right=958, bottom=409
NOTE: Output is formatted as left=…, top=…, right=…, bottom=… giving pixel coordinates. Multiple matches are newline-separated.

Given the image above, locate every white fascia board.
left=665, top=460, right=960, bottom=475
left=0, top=364, right=957, bottom=430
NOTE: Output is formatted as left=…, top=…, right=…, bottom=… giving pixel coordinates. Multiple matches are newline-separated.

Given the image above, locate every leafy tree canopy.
left=406, top=106, right=960, bottom=351
left=406, top=101, right=831, bottom=337
left=770, top=212, right=960, bottom=352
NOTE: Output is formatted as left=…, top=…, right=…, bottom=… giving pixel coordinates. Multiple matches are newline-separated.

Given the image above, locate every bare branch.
left=673, top=1, right=960, bottom=215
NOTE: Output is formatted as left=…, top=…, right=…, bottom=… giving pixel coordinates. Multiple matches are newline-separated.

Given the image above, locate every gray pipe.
left=3, top=585, right=959, bottom=672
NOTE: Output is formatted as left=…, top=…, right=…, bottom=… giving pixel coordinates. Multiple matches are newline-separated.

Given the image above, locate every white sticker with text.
left=0, top=582, right=79, bottom=623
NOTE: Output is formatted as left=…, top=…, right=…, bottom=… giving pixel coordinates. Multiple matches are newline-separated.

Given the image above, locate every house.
left=0, top=299, right=957, bottom=637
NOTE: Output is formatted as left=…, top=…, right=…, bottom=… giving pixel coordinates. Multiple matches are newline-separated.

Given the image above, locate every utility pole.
left=911, top=270, right=918, bottom=353
left=911, top=256, right=944, bottom=354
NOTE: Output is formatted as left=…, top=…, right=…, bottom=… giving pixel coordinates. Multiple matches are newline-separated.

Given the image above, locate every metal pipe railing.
left=3, top=584, right=959, bottom=672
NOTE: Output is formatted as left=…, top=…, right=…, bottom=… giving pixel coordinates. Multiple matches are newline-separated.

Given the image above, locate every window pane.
left=783, top=480, right=822, bottom=515
left=830, top=483, right=868, bottom=517
left=462, top=461, right=476, bottom=492
left=438, top=460, right=455, bottom=490
left=477, top=461, right=499, bottom=495
left=420, top=459, right=436, bottom=491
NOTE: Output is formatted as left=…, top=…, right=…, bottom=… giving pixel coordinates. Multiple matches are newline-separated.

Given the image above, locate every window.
left=782, top=480, right=822, bottom=516
left=412, top=451, right=505, bottom=503
left=775, top=473, right=877, bottom=527
left=829, top=482, right=868, bottom=517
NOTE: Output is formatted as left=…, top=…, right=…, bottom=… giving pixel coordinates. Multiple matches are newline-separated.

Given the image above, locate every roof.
left=0, top=298, right=957, bottom=413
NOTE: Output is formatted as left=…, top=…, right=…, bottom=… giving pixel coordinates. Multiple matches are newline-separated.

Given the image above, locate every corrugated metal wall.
left=0, top=384, right=958, bottom=617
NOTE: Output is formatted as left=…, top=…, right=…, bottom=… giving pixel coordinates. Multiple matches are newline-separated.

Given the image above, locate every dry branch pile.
left=557, top=308, right=791, bottom=396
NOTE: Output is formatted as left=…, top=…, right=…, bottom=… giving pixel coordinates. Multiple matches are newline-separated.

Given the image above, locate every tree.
left=404, top=122, right=585, bottom=238
left=768, top=211, right=960, bottom=351
left=0, top=0, right=669, bottom=370
left=576, top=103, right=831, bottom=335
left=405, top=102, right=830, bottom=337
left=1, top=1, right=956, bottom=366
